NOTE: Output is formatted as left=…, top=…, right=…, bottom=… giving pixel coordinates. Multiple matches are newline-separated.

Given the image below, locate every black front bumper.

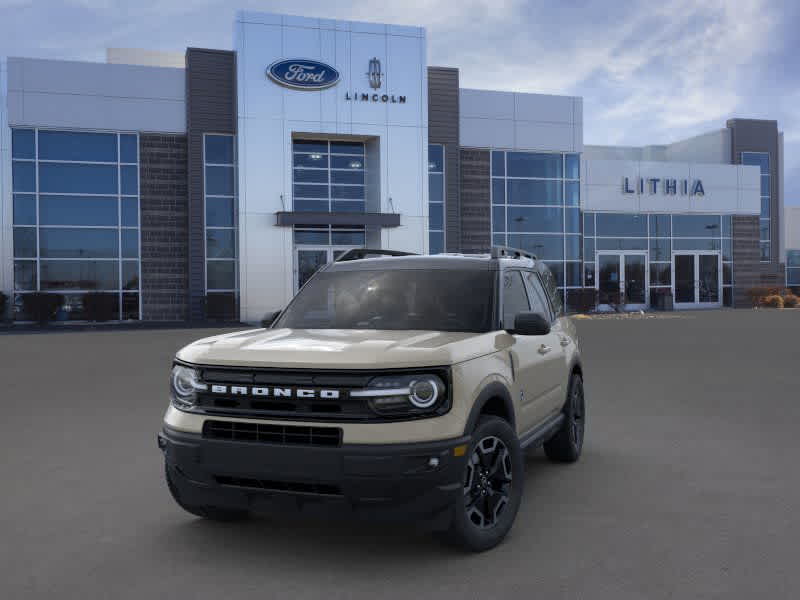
left=160, top=426, right=470, bottom=524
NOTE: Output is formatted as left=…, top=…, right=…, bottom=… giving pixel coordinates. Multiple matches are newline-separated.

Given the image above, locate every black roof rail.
left=490, top=245, right=537, bottom=261
left=335, top=248, right=417, bottom=262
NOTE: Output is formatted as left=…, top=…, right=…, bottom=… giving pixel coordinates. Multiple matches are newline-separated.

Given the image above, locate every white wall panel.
left=514, top=121, right=574, bottom=152
left=460, top=89, right=514, bottom=120
left=460, top=117, right=514, bottom=149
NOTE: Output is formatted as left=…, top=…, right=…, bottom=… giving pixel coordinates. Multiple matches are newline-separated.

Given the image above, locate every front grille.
left=214, top=475, right=342, bottom=496
left=203, top=420, right=342, bottom=447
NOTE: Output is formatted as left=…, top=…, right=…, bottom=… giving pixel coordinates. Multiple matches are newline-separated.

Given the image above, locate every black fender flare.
left=463, top=381, right=516, bottom=435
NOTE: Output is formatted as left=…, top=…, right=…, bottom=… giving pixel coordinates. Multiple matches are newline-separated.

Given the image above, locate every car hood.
left=176, top=328, right=503, bottom=369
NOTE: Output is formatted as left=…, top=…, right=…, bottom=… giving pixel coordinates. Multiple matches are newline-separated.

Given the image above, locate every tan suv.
left=159, top=247, right=585, bottom=551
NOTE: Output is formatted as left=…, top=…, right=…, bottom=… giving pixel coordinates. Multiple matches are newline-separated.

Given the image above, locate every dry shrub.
left=762, top=295, right=784, bottom=308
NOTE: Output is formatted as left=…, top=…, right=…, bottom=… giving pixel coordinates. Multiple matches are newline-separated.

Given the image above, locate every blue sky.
left=2, top=0, right=798, bottom=204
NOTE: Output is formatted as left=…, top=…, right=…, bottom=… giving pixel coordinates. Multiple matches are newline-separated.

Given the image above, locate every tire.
left=164, top=464, right=250, bottom=522
left=444, top=416, right=524, bottom=552
left=543, top=373, right=585, bottom=463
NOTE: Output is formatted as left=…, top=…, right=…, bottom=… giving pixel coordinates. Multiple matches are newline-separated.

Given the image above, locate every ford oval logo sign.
left=267, top=59, right=340, bottom=90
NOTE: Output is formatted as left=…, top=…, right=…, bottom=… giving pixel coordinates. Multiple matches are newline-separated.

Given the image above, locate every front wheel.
left=444, top=416, right=523, bottom=552
left=543, top=373, right=585, bottom=463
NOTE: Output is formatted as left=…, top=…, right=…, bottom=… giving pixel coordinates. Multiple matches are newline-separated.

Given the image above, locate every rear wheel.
left=165, top=464, right=250, bottom=522
left=444, top=416, right=523, bottom=552
left=543, top=373, right=585, bottom=463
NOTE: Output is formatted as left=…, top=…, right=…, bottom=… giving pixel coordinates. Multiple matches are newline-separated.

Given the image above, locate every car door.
left=501, top=270, right=563, bottom=434
left=521, top=270, right=567, bottom=425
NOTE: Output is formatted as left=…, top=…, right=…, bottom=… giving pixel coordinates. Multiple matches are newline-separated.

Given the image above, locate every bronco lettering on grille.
left=209, top=385, right=341, bottom=399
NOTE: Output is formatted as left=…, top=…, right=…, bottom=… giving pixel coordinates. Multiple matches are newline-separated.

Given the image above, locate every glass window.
left=39, top=196, right=118, bottom=226
left=596, top=238, right=647, bottom=251
left=206, top=229, right=236, bottom=258
left=565, top=262, right=582, bottom=287
left=293, top=140, right=328, bottom=154
left=428, top=145, right=444, bottom=172
left=583, top=238, right=594, bottom=262
left=331, top=155, right=363, bottom=170
left=330, top=141, right=364, bottom=155
left=13, top=228, right=37, bottom=258
left=40, top=260, right=119, bottom=290
left=14, top=261, right=37, bottom=291
left=761, top=197, right=770, bottom=219
left=332, top=201, right=365, bottom=213
left=759, top=220, right=770, bottom=241
left=787, top=251, right=800, bottom=268
left=120, top=135, right=138, bottom=163
left=331, top=170, right=364, bottom=185
left=565, top=208, right=580, bottom=233
left=723, top=263, right=732, bottom=285
left=760, top=175, right=770, bottom=197
left=565, top=235, right=581, bottom=260
left=207, top=260, right=236, bottom=290
left=584, top=262, right=595, bottom=287
left=650, top=264, right=671, bottom=286
left=206, top=166, right=235, bottom=196
left=583, top=213, right=594, bottom=237
left=206, top=197, right=234, bottom=227
left=565, top=181, right=580, bottom=206
left=721, top=215, right=732, bottom=237
left=523, top=271, right=551, bottom=320
left=121, top=165, right=138, bottom=195
left=12, top=129, right=36, bottom=159
left=673, top=214, right=721, bottom=237
left=294, top=184, right=329, bottom=199
left=13, top=194, right=36, bottom=225
left=121, top=198, right=139, bottom=227
left=121, top=229, right=139, bottom=258
left=122, top=261, right=139, bottom=290
left=12, top=161, right=36, bottom=192
left=492, top=207, right=505, bottom=233
left=429, top=203, right=444, bottom=231
left=565, top=154, right=580, bottom=180
left=507, top=152, right=562, bottom=178
left=428, top=173, right=444, bottom=203
left=649, top=238, right=671, bottom=261
left=429, top=232, right=444, bottom=255
left=491, top=151, right=505, bottom=177
left=39, top=228, right=118, bottom=258
left=332, top=185, right=364, bottom=200
left=741, top=152, right=769, bottom=174
left=295, top=200, right=328, bottom=212
left=760, top=242, right=770, bottom=262
left=492, top=179, right=505, bottom=205
left=673, top=238, right=721, bottom=251
left=331, top=230, right=366, bottom=245
left=39, top=163, right=118, bottom=194
left=502, top=271, right=530, bottom=328
left=294, top=168, right=328, bottom=184
left=122, top=294, right=139, bottom=320
left=507, top=180, right=562, bottom=205
left=38, top=131, right=117, bottom=162
left=294, top=229, right=329, bottom=245
left=542, top=261, right=564, bottom=289
left=294, top=153, right=329, bottom=168
left=649, top=214, right=671, bottom=237
left=507, top=234, right=564, bottom=261
left=595, top=213, right=647, bottom=237
left=507, top=206, right=563, bottom=233
left=722, top=238, right=732, bottom=262
left=205, top=135, right=235, bottom=164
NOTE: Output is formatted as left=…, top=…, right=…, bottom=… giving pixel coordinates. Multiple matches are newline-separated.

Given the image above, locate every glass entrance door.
left=672, top=252, right=721, bottom=309
left=294, top=246, right=360, bottom=292
left=596, top=252, right=648, bottom=310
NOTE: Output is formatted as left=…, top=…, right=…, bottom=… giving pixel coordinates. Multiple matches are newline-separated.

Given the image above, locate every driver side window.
left=502, top=271, right=531, bottom=329
left=523, top=271, right=553, bottom=322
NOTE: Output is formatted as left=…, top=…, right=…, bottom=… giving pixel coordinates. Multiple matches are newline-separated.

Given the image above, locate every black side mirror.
left=261, top=310, right=281, bottom=328
left=509, top=312, right=550, bottom=336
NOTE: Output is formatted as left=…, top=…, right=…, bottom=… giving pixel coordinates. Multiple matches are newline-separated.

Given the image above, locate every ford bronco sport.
left=159, top=246, right=585, bottom=552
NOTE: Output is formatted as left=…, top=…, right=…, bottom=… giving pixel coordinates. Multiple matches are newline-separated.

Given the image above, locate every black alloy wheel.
left=464, top=436, right=513, bottom=529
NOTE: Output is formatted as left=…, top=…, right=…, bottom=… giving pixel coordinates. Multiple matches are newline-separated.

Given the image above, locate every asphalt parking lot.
left=2, top=309, right=799, bottom=599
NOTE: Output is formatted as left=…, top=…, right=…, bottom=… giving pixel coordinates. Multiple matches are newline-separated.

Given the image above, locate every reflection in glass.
left=39, top=163, right=118, bottom=194
left=207, top=260, right=236, bottom=290
left=38, top=130, right=117, bottom=162
left=40, top=195, right=118, bottom=226
left=40, top=261, right=119, bottom=290
left=39, top=228, right=118, bottom=258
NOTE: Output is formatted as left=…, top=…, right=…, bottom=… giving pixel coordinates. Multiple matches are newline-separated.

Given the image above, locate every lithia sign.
left=267, top=57, right=407, bottom=103
left=623, top=177, right=705, bottom=196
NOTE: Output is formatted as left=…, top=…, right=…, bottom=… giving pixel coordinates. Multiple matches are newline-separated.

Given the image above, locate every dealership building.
left=0, top=11, right=794, bottom=323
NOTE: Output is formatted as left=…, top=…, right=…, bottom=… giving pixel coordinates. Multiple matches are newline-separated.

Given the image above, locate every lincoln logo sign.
left=210, top=385, right=341, bottom=399
left=266, top=59, right=340, bottom=90
left=623, top=177, right=705, bottom=196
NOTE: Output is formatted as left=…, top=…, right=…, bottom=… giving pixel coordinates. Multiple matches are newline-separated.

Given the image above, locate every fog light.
left=428, top=457, right=440, bottom=468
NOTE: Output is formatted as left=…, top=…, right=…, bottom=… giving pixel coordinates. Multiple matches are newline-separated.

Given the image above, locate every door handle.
left=559, top=336, right=570, bottom=347
left=538, top=344, right=552, bottom=355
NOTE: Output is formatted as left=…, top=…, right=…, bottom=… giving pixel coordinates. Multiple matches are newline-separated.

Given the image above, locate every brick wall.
left=139, top=134, right=189, bottom=321
left=732, top=215, right=787, bottom=307
left=460, top=149, right=491, bottom=253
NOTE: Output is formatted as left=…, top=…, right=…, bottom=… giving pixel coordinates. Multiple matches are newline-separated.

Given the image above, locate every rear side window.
left=537, top=264, right=564, bottom=316
left=523, top=271, right=553, bottom=322
left=502, top=271, right=530, bottom=328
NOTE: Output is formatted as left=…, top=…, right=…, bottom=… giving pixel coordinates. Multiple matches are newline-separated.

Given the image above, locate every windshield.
left=275, top=268, right=496, bottom=332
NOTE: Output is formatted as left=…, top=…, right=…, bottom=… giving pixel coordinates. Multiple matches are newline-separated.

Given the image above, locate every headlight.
left=170, top=364, right=207, bottom=410
left=351, top=373, right=447, bottom=417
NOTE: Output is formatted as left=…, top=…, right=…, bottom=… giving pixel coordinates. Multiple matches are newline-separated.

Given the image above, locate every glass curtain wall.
left=583, top=212, right=734, bottom=307
left=428, top=144, right=445, bottom=254
left=787, top=250, right=800, bottom=289
left=292, top=140, right=365, bottom=212
left=204, top=134, right=238, bottom=318
left=11, top=128, right=141, bottom=320
left=742, top=152, right=771, bottom=261
left=491, top=150, right=581, bottom=306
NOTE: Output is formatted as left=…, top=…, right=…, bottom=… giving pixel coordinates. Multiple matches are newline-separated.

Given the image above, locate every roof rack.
left=490, top=245, right=537, bottom=261
left=335, top=248, right=417, bottom=262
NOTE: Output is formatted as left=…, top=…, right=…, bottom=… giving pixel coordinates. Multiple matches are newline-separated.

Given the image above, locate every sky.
left=1, top=0, right=798, bottom=204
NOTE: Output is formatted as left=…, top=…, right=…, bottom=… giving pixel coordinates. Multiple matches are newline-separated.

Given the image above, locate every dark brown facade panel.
left=186, top=48, right=237, bottom=321
left=428, top=66, right=461, bottom=252
left=459, top=149, right=491, bottom=253
left=139, top=134, right=189, bottom=321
